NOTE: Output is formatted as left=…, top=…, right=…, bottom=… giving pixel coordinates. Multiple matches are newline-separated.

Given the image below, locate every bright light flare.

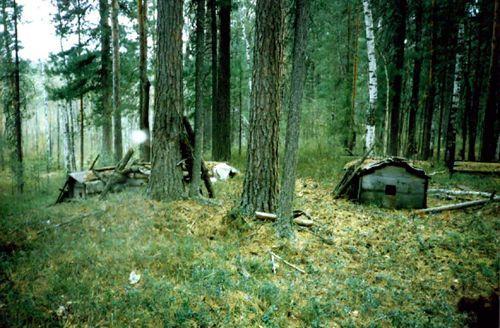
left=131, top=130, right=148, bottom=145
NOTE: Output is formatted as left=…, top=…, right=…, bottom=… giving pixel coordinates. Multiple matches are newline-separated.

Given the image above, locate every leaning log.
left=415, top=196, right=499, bottom=214
left=99, top=148, right=134, bottom=199
left=181, top=117, right=214, bottom=198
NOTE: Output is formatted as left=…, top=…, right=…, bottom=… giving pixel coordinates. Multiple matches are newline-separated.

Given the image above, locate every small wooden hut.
left=340, top=157, right=429, bottom=209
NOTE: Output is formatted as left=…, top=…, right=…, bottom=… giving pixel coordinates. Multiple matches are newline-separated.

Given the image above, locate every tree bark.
left=240, top=0, right=284, bottom=214
left=189, top=0, right=206, bottom=197
left=421, top=0, right=437, bottom=160
left=212, top=0, right=231, bottom=161
left=111, top=0, right=122, bottom=162
left=445, top=22, right=464, bottom=169
left=276, top=0, right=309, bottom=238
left=405, top=0, right=422, bottom=158
left=386, top=0, right=407, bottom=156
left=12, top=0, right=23, bottom=192
left=138, top=0, right=150, bottom=162
left=347, top=10, right=359, bottom=153
left=480, top=0, right=499, bottom=161
left=99, top=0, right=113, bottom=164
left=362, top=0, right=377, bottom=153
left=209, top=0, right=218, bottom=155
left=148, top=0, right=185, bottom=201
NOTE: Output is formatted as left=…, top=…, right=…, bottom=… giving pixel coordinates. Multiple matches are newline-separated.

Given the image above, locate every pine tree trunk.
left=100, top=0, right=113, bottom=164
left=347, top=11, right=359, bottom=153
left=362, top=0, right=377, bottom=152
left=276, top=0, right=309, bottom=238
left=480, top=0, right=499, bottom=161
left=240, top=0, right=284, bottom=214
left=77, top=0, right=85, bottom=170
left=12, top=0, right=23, bottom=192
left=445, top=23, right=464, bottom=169
left=138, top=0, right=151, bottom=162
left=405, top=0, right=422, bottom=158
left=189, top=0, right=206, bottom=197
left=148, top=0, right=185, bottom=201
left=212, top=0, right=231, bottom=161
left=209, top=0, right=218, bottom=156
left=1, top=0, right=13, bottom=173
left=386, top=0, right=407, bottom=156
left=112, top=0, right=123, bottom=162
left=468, top=0, right=490, bottom=161
left=421, top=0, right=437, bottom=160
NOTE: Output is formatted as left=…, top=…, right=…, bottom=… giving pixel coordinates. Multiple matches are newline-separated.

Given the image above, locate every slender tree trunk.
left=70, top=101, right=77, bottom=170
left=100, top=0, right=113, bottom=164
left=238, top=49, right=243, bottom=155
left=421, top=0, right=437, bottom=160
left=61, top=103, right=72, bottom=172
left=112, top=0, right=123, bottom=162
left=1, top=0, right=13, bottom=173
left=460, top=21, right=472, bottom=160
left=148, top=0, right=185, bottom=201
left=276, top=0, right=309, bottom=238
left=405, top=0, right=422, bottom=158
left=77, top=0, right=85, bottom=170
left=480, top=0, right=499, bottom=161
left=189, top=0, right=206, bottom=197
left=12, top=0, right=23, bottom=192
left=387, top=0, right=407, bottom=156
left=445, top=22, right=464, bottom=169
left=56, top=104, right=61, bottom=169
left=209, top=0, right=218, bottom=156
left=436, top=79, right=445, bottom=161
left=212, top=0, right=231, bottom=161
left=362, top=0, right=377, bottom=152
left=138, top=0, right=151, bottom=162
left=43, top=69, right=51, bottom=172
left=347, top=11, right=359, bottom=153
left=240, top=0, right=284, bottom=214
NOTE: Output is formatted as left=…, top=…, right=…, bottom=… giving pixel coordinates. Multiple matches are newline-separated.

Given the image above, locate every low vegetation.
left=1, top=153, right=498, bottom=327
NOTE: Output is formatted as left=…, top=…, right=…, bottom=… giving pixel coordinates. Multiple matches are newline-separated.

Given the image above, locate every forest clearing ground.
left=0, top=153, right=499, bottom=327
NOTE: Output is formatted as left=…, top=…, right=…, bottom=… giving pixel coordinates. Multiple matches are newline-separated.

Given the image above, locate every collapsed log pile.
left=56, top=117, right=240, bottom=203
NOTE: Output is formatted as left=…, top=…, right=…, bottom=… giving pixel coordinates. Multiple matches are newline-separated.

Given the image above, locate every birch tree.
left=362, top=0, right=377, bottom=152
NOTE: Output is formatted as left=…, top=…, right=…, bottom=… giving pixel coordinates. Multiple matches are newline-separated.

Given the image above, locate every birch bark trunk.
left=362, top=0, right=377, bottom=153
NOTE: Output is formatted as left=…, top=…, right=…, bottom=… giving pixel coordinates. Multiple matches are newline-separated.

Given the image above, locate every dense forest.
left=0, top=0, right=499, bottom=326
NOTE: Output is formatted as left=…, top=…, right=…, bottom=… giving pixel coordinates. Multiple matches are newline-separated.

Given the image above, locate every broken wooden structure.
left=335, top=157, right=430, bottom=209
left=56, top=117, right=222, bottom=203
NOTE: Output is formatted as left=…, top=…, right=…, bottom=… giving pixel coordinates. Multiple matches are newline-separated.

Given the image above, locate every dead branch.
left=333, top=144, right=374, bottom=198
left=99, top=149, right=135, bottom=199
left=268, top=251, right=305, bottom=274
left=415, top=195, right=499, bottom=214
left=428, top=188, right=494, bottom=198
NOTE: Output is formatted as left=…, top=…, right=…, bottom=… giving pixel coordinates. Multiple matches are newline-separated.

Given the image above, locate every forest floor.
left=0, top=150, right=499, bottom=327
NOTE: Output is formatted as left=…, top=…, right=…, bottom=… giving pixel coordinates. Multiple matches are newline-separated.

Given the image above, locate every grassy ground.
left=0, top=152, right=498, bottom=327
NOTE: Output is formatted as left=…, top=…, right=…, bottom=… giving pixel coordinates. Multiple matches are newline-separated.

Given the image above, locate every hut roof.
left=344, top=157, right=429, bottom=179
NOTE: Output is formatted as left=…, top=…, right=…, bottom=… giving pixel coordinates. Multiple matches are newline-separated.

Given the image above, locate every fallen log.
left=255, top=210, right=314, bottom=226
left=99, top=148, right=134, bottom=199
left=255, top=211, right=277, bottom=220
left=428, top=188, right=494, bottom=198
left=415, top=196, right=499, bottom=214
